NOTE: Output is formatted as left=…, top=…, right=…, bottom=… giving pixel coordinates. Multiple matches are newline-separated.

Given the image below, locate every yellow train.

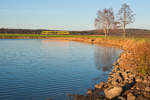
left=41, top=31, right=70, bottom=35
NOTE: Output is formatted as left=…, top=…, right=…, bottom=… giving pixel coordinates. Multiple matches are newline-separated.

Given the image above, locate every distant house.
left=41, top=31, right=70, bottom=35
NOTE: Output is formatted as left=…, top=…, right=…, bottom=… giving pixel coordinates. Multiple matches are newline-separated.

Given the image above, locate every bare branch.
left=117, top=3, right=135, bottom=37
left=95, top=8, right=115, bottom=37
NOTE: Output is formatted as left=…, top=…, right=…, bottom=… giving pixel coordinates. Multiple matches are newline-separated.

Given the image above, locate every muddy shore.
left=1, top=36, right=150, bottom=100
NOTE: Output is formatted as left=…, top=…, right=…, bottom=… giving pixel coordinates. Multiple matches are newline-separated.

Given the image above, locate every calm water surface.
left=0, top=39, right=122, bottom=100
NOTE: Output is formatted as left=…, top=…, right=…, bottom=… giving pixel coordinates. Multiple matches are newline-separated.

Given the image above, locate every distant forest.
left=0, top=28, right=150, bottom=38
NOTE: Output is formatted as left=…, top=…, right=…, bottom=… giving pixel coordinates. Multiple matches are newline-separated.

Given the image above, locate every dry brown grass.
left=133, top=42, right=150, bottom=75
left=117, top=40, right=150, bottom=76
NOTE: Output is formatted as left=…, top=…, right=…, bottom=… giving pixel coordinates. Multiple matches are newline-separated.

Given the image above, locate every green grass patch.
left=0, top=33, right=105, bottom=38
left=0, top=33, right=149, bottom=43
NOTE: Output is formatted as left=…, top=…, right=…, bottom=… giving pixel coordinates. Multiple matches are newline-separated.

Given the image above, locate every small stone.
left=127, top=78, right=134, bottom=84
left=118, top=96, right=126, bottom=100
left=143, top=79, right=148, bottom=83
left=135, top=76, right=143, bottom=82
left=136, top=86, right=140, bottom=90
left=95, top=82, right=105, bottom=89
left=87, top=89, right=93, bottom=95
left=104, top=86, right=122, bottom=99
left=127, top=93, right=136, bottom=100
left=137, top=95, right=149, bottom=100
left=111, top=79, right=119, bottom=86
left=145, top=87, right=150, bottom=92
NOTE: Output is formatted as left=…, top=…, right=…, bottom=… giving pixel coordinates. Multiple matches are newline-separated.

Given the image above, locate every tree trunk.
left=107, top=29, right=109, bottom=36
left=123, top=24, right=126, bottom=37
left=104, top=28, right=107, bottom=37
left=123, top=9, right=127, bottom=37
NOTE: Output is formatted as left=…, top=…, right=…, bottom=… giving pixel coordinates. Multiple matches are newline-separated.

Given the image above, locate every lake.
left=0, top=39, right=122, bottom=100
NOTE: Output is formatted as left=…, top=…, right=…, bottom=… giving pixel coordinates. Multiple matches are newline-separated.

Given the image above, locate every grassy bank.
left=0, top=33, right=105, bottom=38
left=0, top=33, right=149, bottom=41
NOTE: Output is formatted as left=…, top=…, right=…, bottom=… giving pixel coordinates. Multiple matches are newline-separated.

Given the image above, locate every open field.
left=0, top=28, right=150, bottom=37
left=0, top=33, right=149, bottom=42
left=0, top=33, right=105, bottom=38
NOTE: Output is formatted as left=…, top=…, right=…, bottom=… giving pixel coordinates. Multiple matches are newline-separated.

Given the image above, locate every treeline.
left=0, top=28, right=150, bottom=37
left=0, top=28, right=43, bottom=34
left=0, top=28, right=101, bottom=35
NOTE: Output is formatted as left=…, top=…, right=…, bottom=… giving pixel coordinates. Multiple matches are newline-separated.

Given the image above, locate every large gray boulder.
left=104, top=86, right=122, bottom=99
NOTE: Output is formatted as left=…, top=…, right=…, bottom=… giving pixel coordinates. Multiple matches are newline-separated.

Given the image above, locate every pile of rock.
left=69, top=65, right=150, bottom=100
left=95, top=65, right=150, bottom=100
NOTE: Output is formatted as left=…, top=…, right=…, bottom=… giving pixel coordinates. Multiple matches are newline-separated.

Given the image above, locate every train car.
left=41, top=31, right=70, bottom=35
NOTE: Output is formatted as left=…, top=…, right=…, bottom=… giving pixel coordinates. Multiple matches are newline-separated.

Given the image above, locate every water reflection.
left=41, top=39, right=70, bottom=49
left=0, top=39, right=122, bottom=100
left=91, top=45, right=122, bottom=85
left=94, top=45, right=120, bottom=72
left=68, top=46, right=122, bottom=100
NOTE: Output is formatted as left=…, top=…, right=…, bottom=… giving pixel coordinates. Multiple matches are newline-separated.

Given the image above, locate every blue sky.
left=0, top=0, right=150, bottom=30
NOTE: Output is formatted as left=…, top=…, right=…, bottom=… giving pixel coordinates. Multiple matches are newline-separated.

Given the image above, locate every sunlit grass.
left=0, top=33, right=105, bottom=38
left=0, top=33, right=149, bottom=42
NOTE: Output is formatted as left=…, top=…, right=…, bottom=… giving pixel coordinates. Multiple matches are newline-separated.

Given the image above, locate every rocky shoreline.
left=70, top=51, right=150, bottom=100
left=94, top=63, right=150, bottom=100
left=68, top=38, right=150, bottom=100
left=70, top=62, right=150, bottom=100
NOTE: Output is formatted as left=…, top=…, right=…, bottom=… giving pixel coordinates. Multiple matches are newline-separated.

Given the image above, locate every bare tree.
left=117, top=3, right=135, bottom=37
left=95, top=8, right=115, bottom=37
